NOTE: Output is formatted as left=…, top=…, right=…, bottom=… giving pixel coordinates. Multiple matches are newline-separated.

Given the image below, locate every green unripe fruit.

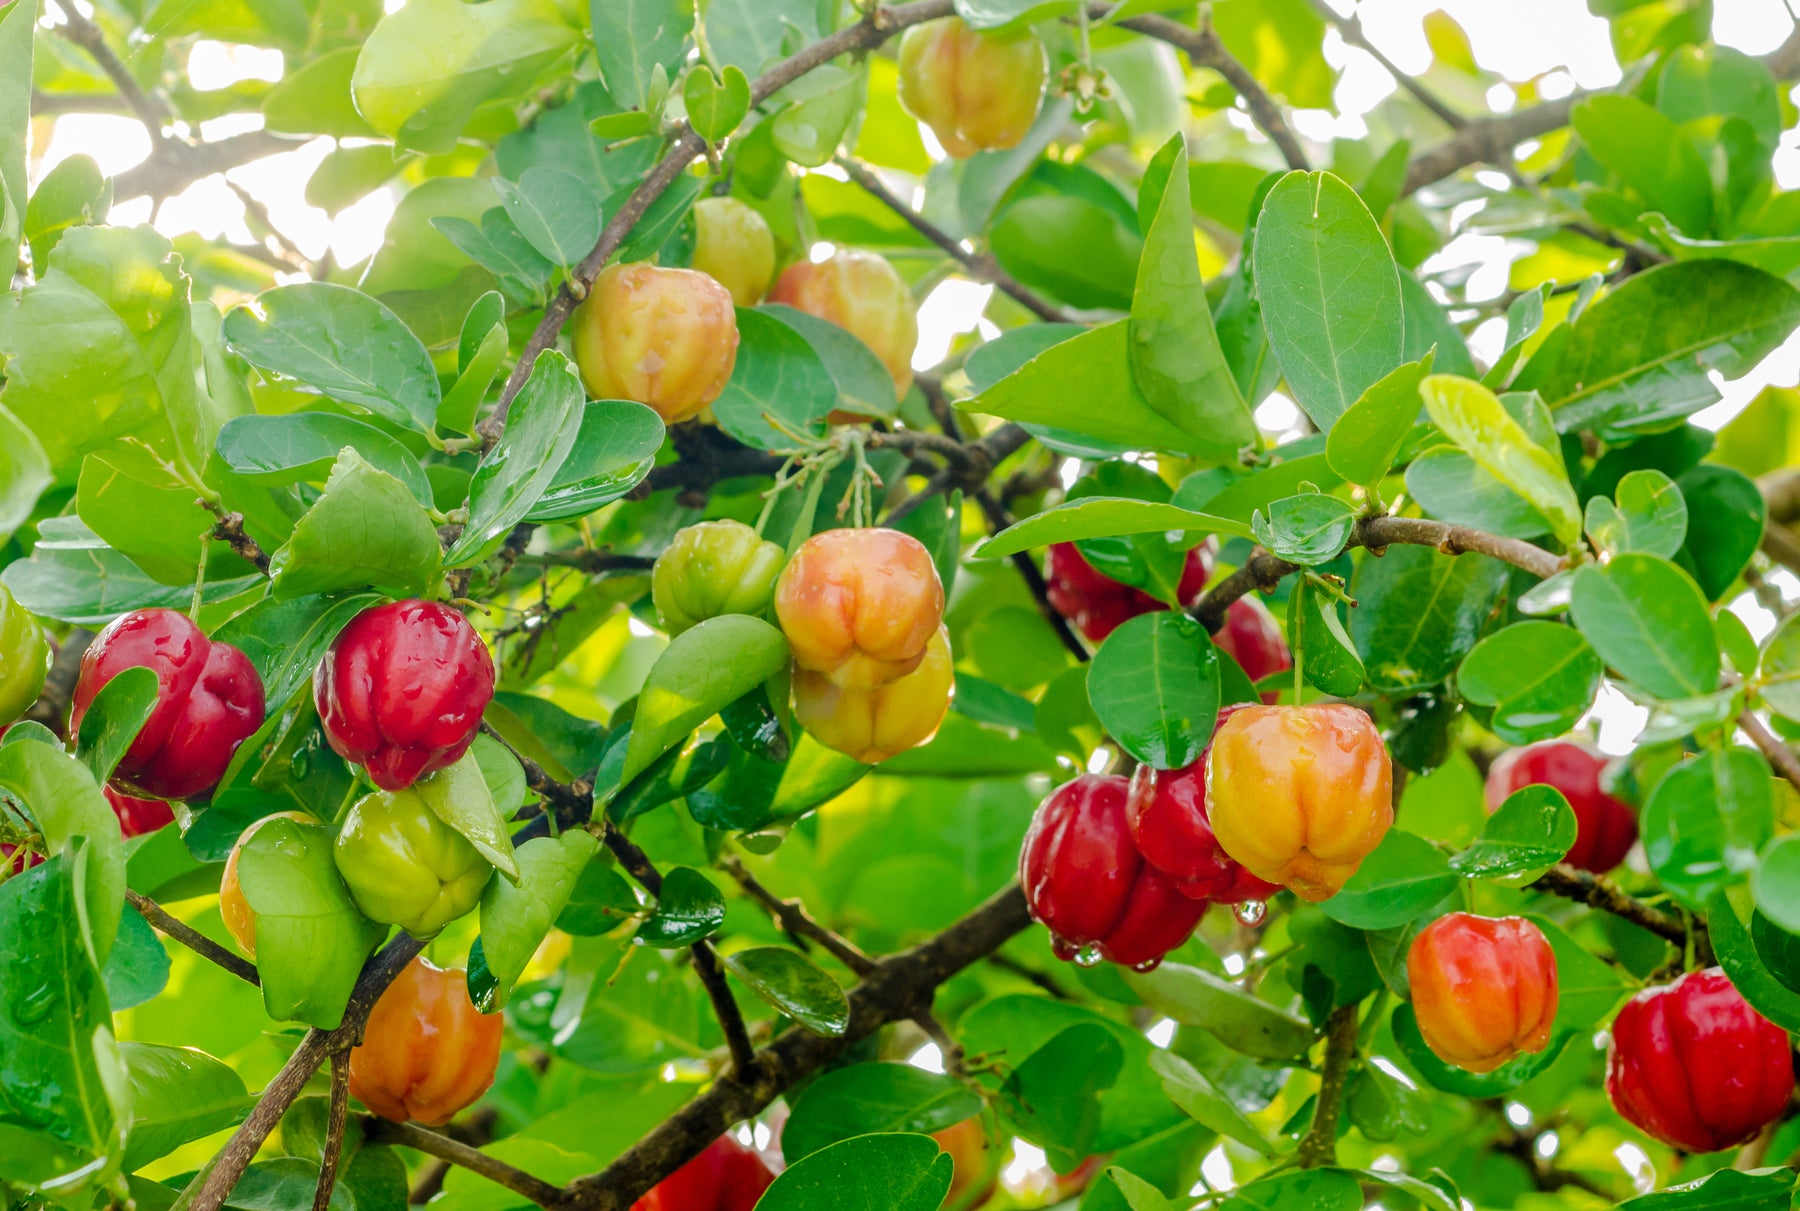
left=0, top=585, right=50, bottom=725
left=652, top=520, right=787, bottom=636
left=334, top=777, right=493, bottom=937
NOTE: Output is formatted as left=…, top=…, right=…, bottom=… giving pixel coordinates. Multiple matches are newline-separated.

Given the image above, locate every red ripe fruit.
left=1125, top=706, right=1280, bottom=904
left=1212, top=596, right=1292, bottom=702
left=1606, top=968, right=1794, bottom=1153
left=108, top=787, right=174, bottom=838
left=1019, top=774, right=1207, bottom=970
left=315, top=600, right=495, bottom=792
left=1042, top=542, right=1213, bottom=643
left=1485, top=740, right=1637, bottom=874
left=2, top=845, right=41, bottom=875
left=70, top=609, right=266, bottom=800
left=631, top=1133, right=779, bottom=1211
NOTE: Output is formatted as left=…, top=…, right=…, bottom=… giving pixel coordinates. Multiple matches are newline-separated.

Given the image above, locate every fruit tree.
left=9, top=0, right=1800, bottom=1208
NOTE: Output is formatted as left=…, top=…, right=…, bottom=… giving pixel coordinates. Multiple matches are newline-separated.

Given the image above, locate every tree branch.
left=1402, top=97, right=1578, bottom=196
left=311, top=1053, right=350, bottom=1211
left=1306, top=0, right=1465, bottom=129
left=126, top=889, right=260, bottom=986
left=1527, top=864, right=1688, bottom=947
left=1740, top=710, right=1800, bottom=798
left=1296, top=1003, right=1359, bottom=1168
left=26, top=629, right=92, bottom=737
left=833, top=156, right=1077, bottom=323
left=51, top=3, right=168, bottom=139
left=722, top=856, right=877, bottom=976
left=115, top=131, right=305, bottom=202
left=362, top=1118, right=566, bottom=1210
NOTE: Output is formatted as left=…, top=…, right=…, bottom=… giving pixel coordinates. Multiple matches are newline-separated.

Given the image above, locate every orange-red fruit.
left=769, top=250, right=918, bottom=396
left=897, top=17, right=1048, bottom=158
left=792, top=626, right=953, bottom=763
left=572, top=261, right=740, bottom=424
left=1408, top=913, right=1559, bottom=1074
left=934, top=1118, right=997, bottom=1209
left=220, top=811, right=318, bottom=958
left=1606, top=968, right=1795, bottom=1153
left=773, top=528, right=945, bottom=690
left=348, top=955, right=502, bottom=1127
left=1205, top=704, right=1393, bottom=902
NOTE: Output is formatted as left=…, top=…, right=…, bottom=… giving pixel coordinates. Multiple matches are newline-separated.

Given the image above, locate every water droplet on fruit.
left=1049, top=935, right=1078, bottom=962
left=1234, top=900, right=1267, bottom=927
left=1130, top=957, right=1163, bottom=974
left=1073, top=944, right=1104, bottom=968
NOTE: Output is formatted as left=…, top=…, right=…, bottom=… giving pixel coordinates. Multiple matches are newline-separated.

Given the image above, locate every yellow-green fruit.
left=571, top=261, right=740, bottom=425
left=0, top=585, right=49, bottom=725
left=691, top=197, right=777, bottom=307
left=334, top=781, right=493, bottom=936
left=652, top=520, right=787, bottom=636
left=898, top=17, right=1048, bottom=159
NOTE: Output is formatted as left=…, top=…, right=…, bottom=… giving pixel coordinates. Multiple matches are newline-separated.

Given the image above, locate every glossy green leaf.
left=269, top=448, right=441, bottom=599
left=1568, top=553, right=1719, bottom=700
left=212, top=593, right=380, bottom=711
left=1448, top=785, right=1576, bottom=880
left=593, top=0, right=691, bottom=112
left=1419, top=375, right=1581, bottom=548
left=1325, top=353, right=1432, bottom=487
left=414, top=751, right=519, bottom=880
left=1573, top=95, right=1712, bottom=237
left=74, top=665, right=157, bottom=788
left=1350, top=542, right=1510, bottom=694
left=1001, top=1024, right=1125, bottom=1170
left=712, top=308, right=836, bottom=450
left=525, top=400, right=665, bottom=522
left=755, top=1133, right=952, bottom=1211
left=1321, top=829, right=1457, bottom=930
left=22, top=153, right=110, bottom=278
left=974, top=497, right=1251, bottom=560
left=213, top=413, right=432, bottom=505
left=1752, top=833, right=1800, bottom=936
left=762, top=304, right=897, bottom=421
left=1292, top=580, right=1365, bottom=698
left=439, top=293, right=507, bottom=437
left=1584, top=469, right=1687, bottom=559
left=722, top=946, right=849, bottom=1036
left=472, top=831, right=597, bottom=1012
left=621, top=615, right=789, bottom=785
left=1677, top=464, right=1765, bottom=601
left=74, top=442, right=218, bottom=585
left=771, top=65, right=864, bottom=168
left=1457, top=621, right=1603, bottom=744
left=1614, top=1168, right=1796, bottom=1211
left=102, top=904, right=170, bottom=1012
left=494, top=167, right=602, bottom=272
left=685, top=63, right=752, bottom=144
left=1252, top=170, right=1404, bottom=432
left=0, top=739, right=124, bottom=961
left=1405, top=447, right=1553, bottom=540
left=1251, top=494, right=1356, bottom=566
left=783, top=1064, right=983, bottom=1163
left=1705, top=889, right=1800, bottom=1034
left=1222, top=1169, right=1362, bottom=1211
left=1087, top=612, right=1220, bottom=770
left=1642, top=748, right=1773, bottom=910
left=1122, top=963, right=1315, bottom=1060
left=119, top=1042, right=252, bottom=1171
left=636, top=866, right=726, bottom=948
left=992, top=193, right=1141, bottom=312
left=1148, top=1049, right=1272, bottom=1156
left=555, top=861, right=641, bottom=936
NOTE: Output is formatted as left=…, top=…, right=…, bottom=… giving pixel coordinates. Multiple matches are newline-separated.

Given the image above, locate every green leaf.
left=1527, top=914, right=1628, bottom=1032
left=222, top=282, right=439, bottom=435
left=239, top=817, right=385, bottom=1029
left=1325, top=353, right=1432, bottom=487
left=1252, top=170, right=1404, bottom=432
left=762, top=304, right=898, bottom=422
left=755, top=1133, right=952, bottom=1211
left=446, top=351, right=588, bottom=564
left=636, top=866, right=726, bottom=948
left=1482, top=285, right=1550, bottom=391
left=1707, top=888, right=1800, bottom=1033
left=711, top=308, right=836, bottom=450
left=269, top=448, right=441, bottom=599
left=1755, top=834, right=1800, bottom=937
left=1585, top=469, right=1687, bottom=558
left=684, top=63, right=751, bottom=144
left=1614, top=1167, right=1796, bottom=1211
left=1251, top=494, right=1356, bottom=566
left=212, top=593, right=381, bottom=711
left=1122, top=963, right=1315, bottom=1060
left=351, top=0, right=581, bottom=154
left=75, top=441, right=217, bottom=586
left=0, top=0, right=36, bottom=257
left=1292, top=580, right=1364, bottom=697
left=1642, top=748, right=1773, bottom=910
left=526, top=400, right=664, bottom=523
left=1320, top=829, right=1457, bottom=929
left=1390, top=1003, right=1571, bottom=1097
left=1350, top=542, right=1510, bottom=695
left=783, top=1064, right=983, bottom=1163
left=75, top=665, right=157, bottom=787
left=555, top=862, right=641, bottom=936
left=992, top=193, right=1141, bottom=312
left=771, top=64, right=864, bottom=168
left=23, top=153, right=111, bottom=272
left=1222, top=1170, right=1362, bottom=1211
left=594, top=0, right=692, bottom=113
left=973, top=497, right=1251, bottom=560
left=102, top=904, right=171, bottom=1011
left=1129, top=136, right=1255, bottom=457
left=414, top=751, right=519, bottom=880
left=1659, top=44, right=1782, bottom=150
left=1448, top=785, right=1576, bottom=880
left=1572, top=95, right=1713, bottom=237
left=621, top=615, right=790, bottom=785
left=439, top=293, right=508, bottom=437
left=1568, top=553, right=1719, bottom=699
left=1148, top=1049, right=1272, bottom=1155
left=963, top=321, right=1249, bottom=461
left=495, top=167, right=601, bottom=272
left=1106, top=1169, right=1178, bottom=1211
left=0, top=403, right=50, bottom=548
left=1457, top=621, right=1603, bottom=744
left=1001, top=1024, right=1124, bottom=1170
left=1405, top=447, right=1553, bottom=540
left=471, top=831, right=597, bottom=1012
left=1538, top=261, right=1800, bottom=437
left=722, top=946, right=849, bottom=1036
left=1419, top=375, right=1581, bottom=548
left=0, top=739, right=124, bottom=961
left=0, top=517, right=262, bottom=626
left=0, top=852, right=123, bottom=1190
left=1677, top=464, right=1765, bottom=601
left=119, top=1042, right=252, bottom=1171
left=214, top=413, right=433, bottom=506
left=1087, top=612, right=1220, bottom=770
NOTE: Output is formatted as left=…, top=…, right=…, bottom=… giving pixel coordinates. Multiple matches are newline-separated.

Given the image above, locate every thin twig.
left=311, top=1052, right=350, bottom=1211
left=1306, top=0, right=1465, bottom=129
left=362, top=1118, right=565, bottom=1209
left=126, top=890, right=260, bottom=986
left=1527, top=864, right=1688, bottom=947
left=52, top=3, right=168, bottom=137
left=513, top=550, right=659, bottom=575
left=723, top=856, right=877, bottom=976
left=1296, top=1003, right=1359, bottom=1167
left=209, top=510, right=272, bottom=576
left=1740, top=711, right=1800, bottom=797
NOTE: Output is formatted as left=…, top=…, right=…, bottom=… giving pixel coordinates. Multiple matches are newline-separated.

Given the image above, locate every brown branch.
left=513, top=550, right=659, bottom=575
left=311, top=1053, right=350, bottom=1211
left=1741, top=710, right=1800, bottom=798
left=209, top=510, right=272, bottom=576
left=126, top=890, right=260, bottom=986
left=1306, top=0, right=1465, bottom=129
left=722, top=856, right=877, bottom=976
left=26, top=629, right=91, bottom=736
left=1296, top=1003, right=1358, bottom=1167
left=1527, top=864, right=1688, bottom=947
left=1403, top=97, right=1578, bottom=196
left=887, top=423, right=1032, bottom=524
left=557, top=883, right=1033, bottom=1211
left=115, top=130, right=305, bottom=202
left=363, top=1118, right=565, bottom=1210
left=833, top=157, right=1077, bottom=323
left=1120, top=12, right=1309, bottom=171
left=52, top=4, right=168, bottom=138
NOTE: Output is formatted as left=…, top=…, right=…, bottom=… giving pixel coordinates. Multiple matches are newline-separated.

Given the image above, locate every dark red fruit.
left=315, top=600, right=495, bottom=791
left=70, top=608, right=266, bottom=800
left=1044, top=542, right=1213, bottom=643
left=1212, top=596, right=1292, bottom=702
left=631, top=1133, right=779, bottom=1211
left=1485, top=740, right=1636, bottom=873
left=108, top=786, right=174, bottom=838
left=1019, top=774, right=1207, bottom=970
left=1125, top=706, right=1280, bottom=904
